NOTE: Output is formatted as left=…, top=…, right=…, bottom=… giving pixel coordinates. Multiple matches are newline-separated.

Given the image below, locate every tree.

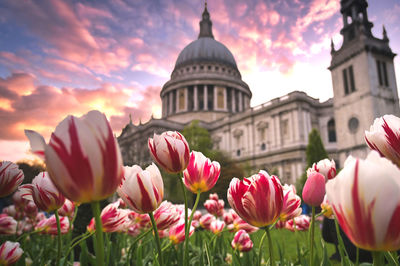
left=296, top=128, right=328, bottom=197
left=182, top=120, right=213, bottom=157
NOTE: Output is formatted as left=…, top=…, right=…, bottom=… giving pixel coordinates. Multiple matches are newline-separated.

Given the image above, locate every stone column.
left=169, top=92, right=173, bottom=114
left=224, top=87, right=227, bottom=110
left=238, top=91, right=243, bottom=112
left=232, top=89, right=236, bottom=113
left=204, top=85, right=208, bottom=110
left=194, top=85, right=198, bottom=111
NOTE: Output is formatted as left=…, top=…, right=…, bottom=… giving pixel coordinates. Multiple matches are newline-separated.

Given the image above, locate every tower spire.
left=383, top=25, right=389, bottom=42
left=198, top=1, right=214, bottom=39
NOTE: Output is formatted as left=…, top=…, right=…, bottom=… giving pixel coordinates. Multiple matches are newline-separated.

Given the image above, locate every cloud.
left=0, top=73, right=161, bottom=141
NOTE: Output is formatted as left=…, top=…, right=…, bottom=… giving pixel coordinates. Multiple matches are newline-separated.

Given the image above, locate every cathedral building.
left=118, top=0, right=399, bottom=183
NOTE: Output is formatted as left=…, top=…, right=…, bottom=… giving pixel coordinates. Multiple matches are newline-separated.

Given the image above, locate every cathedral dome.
left=174, top=37, right=238, bottom=70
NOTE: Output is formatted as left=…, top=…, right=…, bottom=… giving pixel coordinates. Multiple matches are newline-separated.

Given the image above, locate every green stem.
left=355, top=247, right=359, bottom=266
left=334, top=217, right=349, bottom=261
left=258, top=231, right=267, bottom=266
left=309, top=206, right=315, bottom=266
left=266, top=226, right=275, bottom=266
left=162, top=241, right=172, bottom=252
left=184, top=191, right=201, bottom=265
left=63, top=232, right=94, bottom=266
left=55, top=210, right=62, bottom=266
left=128, top=229, right=152, bottom=264
left=372, top=251, right=383, bottom=266
left=91, top=201, right=105, bottom=266
left=178, top=174, right=189, bottom=266
left=149, top=212, right=163, bottom=266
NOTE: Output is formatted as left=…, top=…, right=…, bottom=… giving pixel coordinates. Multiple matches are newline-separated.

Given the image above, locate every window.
left=260, top=143, right=266, bottom=151
left=217, top=87, right=224, bottom=109
left=327, top=119, right=336, bottom=142
left=376, top=60, right=389, bottom=87
left=178, top=89, right=185, bottom=111
left=343, top=65, right=356, bottom=95
left=236, top=149, right=241, bottom=157
left=281, top=119, right=289, bottom=137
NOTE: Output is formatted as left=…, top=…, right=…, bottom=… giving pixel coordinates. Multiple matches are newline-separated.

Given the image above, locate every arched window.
left=328, top=119, right=337, bottom=142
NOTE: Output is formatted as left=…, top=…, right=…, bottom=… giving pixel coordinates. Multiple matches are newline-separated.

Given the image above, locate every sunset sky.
left=0, top=0, right=399, bottom=162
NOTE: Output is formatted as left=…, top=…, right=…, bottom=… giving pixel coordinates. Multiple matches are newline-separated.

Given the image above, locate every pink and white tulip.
left=118, top=164, right=164, bottom=214
left=148, top=131, right=190, bottom=174
left=0, top=161, right=24, bottom=198
left=12, top=191, right=28, bottom=212
left=0, top=216, right=17, bottom=235
left=87, top=202, right=129, bottom=233
left=307, top=159, right=336, bottom=181
left=199, top=213, right=215, bottom=230
left=24, top=201, right=38, bottom=220
left=223, top=209, right=239, bottom=225
left=231, top=229, right=253, bottom=252
left=227, top=217, right=258, bottom=234
left=183, top=151, right=220, bottom=193
left=2, top=205, right=22, bottom=221
left=302, top=172, right=326, bottom=207
left=210, top=219, right=225, bottom=234
left=286, top=215, right=310, bottom=232
left=35, top=215, right=69, bottom=235
left=20, top=172, right=65, bottom=212
left=227, top=170, right=283, bottom=228
left=58, top=199, right=75, bottom=219
left=204, top=198, right=224, bottom=217
left=25, top=110, right=124, bottom=203
left=280, top=184, right=302, bottom=222
left=169, top=219, right=194, bottom=244
left=326, top=151, right=400, bottom=251
left=0, top=241, right=23, bottom=265
left=365, top=114, right=400, bottom=167
left=153, top=201, right=180, bottom=230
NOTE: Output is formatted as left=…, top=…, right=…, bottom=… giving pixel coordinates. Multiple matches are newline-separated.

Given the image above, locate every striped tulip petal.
left=0, top=241, right=23, bottom=265
left=117, top=164, right=164, bottom=214
left=326, top=151, right=400, bottom=251
left=0, top=161, right=24, bottom=198
left=25, top=110, right=124, bottom=203
left=148, top=131, right=190, bottom=174
left=231, top=229, right=253, bottom=252
left=228, top=171, right=283, bottom=228
left=280, top=184, right=302, bottom=222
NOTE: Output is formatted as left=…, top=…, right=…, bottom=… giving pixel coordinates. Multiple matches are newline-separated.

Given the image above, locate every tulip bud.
left=25, top=110, right=124, bottom=203
left=286, top=215, right=310, bottom=231
left=169, top=219, right=194, bottom=244
left=204, top=199, right=224, bottom=217
left=302, top=172, right=326, bottom=207
left=209, top=219, right=225, bottom=234
left=87, top=202, right=129, bottom=233
left=0, top=216, right=17, bottom=235
left=0, top=161, right=24, bottom=197
left=231, top=229, right=253, bottom=252
left=183, top=151, right=220, bottom=193
left=117, top=164, right=164, bottom=214
left=58, top=199, right=75, bottom=219
left=35, top=215, right=69, bottom=235
left=0, top=241, right=23, bottom=265
left=153, top=201, right=180, bottom=230
left=199, top=213, right=215, bottom=230
left=20, top=172, right=65, bottom=212
left=148, top=131, right=190, bottom=173
left=307, top=159, right=336, bottom=181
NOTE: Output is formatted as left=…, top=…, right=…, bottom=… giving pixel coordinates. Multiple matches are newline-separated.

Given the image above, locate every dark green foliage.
left=182, top=120, right=213, bottom=157
left=296, top=129, right=328, bottom=198
left=17, top=160, right=45, bottom=184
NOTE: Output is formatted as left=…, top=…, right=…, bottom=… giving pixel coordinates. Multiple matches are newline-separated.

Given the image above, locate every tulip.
left=118, top=164, right=164, bottom=214
left=35, top=215, right=69, bottom=235
left=326, top=151, right=400, bottom=251
left=365, top=114, right=400, bottom=167
left=153, top=201, right=180, bottom=230
left=0, top=216, right=17, bottom=235
left=87, top=202, right=130, bottom=233
left=199, top=213, right=215, bottom=230
left=169, top=219, right=194, bottom=245
left=286, top=215, right=310, bottom=232
left=227, top=170, right=283, bottom=228
left=128, top=211, right=151, bottom=228
left=192, top=210, right=202, bottom=221
left=227, top=217, right=258, bottom=234
left=302, top=172, right=325, bottom=207
left=320, top=195, right=334, bottom=219
left=204, top=199, right=224, bottom=217
left=0, top=241, right=23, bottom=265
left=20, top=172, right=65, bottom=212
left=210, top=219, right=225, bottom=234
left=280, top=184, right=302, bottom=222
left=223, top=209, right=238, bottom=225
left=127, top=224, right=141, bottom=237
left=2, top=205, right=23, bottom=221
left=275, top=220, right=286, bottom=229
left=12, top=190, right=28, bottom=212
left=209, top=193, right=219, bottom=201
left=24, top=110, right=124, bottom=203
left=58, top=199, right=75, bottom=219
left=148, top=131, right=190, bottom=174
left=307, top=159, right=336, bottom=181
left=231, top=229, right=253, bottom=252
left=0, top=161, right=24, bottom=198
left=24, top=201, right=38, bottom=220
left=183, top=151, right=220, bottom=193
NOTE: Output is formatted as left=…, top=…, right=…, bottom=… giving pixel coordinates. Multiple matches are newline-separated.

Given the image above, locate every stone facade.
left=118, top=1, right=399, bottom=183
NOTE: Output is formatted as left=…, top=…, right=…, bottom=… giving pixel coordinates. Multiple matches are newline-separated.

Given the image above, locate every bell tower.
left=329, top=0, right=399, bottom=165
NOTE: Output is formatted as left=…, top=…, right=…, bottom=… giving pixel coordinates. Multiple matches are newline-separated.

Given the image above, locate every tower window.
left=343, top=65, right=356, bottom=95
left=376, top=60, right=389, bottom=87
left=178, top=89, right=185, bottom=111
left=327, top=119, right=336, bottom=142
left=217, top=87, right=224, bottom=109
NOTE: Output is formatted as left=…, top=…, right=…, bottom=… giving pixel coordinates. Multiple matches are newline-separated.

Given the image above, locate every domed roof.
left=174, top=37, right=238, bottom=69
